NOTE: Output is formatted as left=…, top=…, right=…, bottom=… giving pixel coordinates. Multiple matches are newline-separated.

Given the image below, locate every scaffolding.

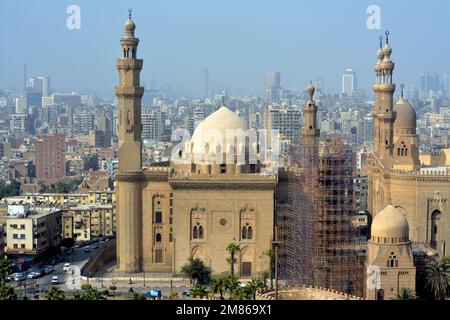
left=278, top=134, right=366, bottom=297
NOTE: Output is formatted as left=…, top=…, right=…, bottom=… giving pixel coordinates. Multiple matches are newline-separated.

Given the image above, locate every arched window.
left=242, top=226, right=247, bottom=239
left=123, top=48, right=126, bottom=58
left=132, top=48, right=136, bottom=58
left=247, top=226, right=253, bottom=240
left=404, top=148, right=408, bottom=156
left=198, top=226, right=204, bottom=239
left=387, top=252, right=398, bottom=268
left=126, top=48, right=130, bottom=58
left=155, top=233, right=162, bottom=243
left=377, top=289, right=384, bottom=300
left=398, top=148, right=401, bottom=156
left=193, top=226, right=198, bottom=239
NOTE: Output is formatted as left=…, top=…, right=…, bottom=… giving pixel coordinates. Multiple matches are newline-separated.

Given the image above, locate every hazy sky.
left=0, top=0, right=449, bottom=97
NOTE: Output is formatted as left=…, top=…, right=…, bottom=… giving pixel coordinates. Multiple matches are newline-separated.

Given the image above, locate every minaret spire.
left=379, top=36, right=383, bottom=49
left=385, top=31, right=389, bottom=45
left=128, top=8, right=132, bottom=19
left=115, top=11, right=144, bottom=171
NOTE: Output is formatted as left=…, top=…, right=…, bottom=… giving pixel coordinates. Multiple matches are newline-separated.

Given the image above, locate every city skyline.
left=1, top=0, right=450, bottom=97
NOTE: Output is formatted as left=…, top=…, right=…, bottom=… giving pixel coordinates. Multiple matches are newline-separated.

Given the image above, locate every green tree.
left=210, top=277, right=227, bottom=300
left=0, top=180, right=21, bottom=199
left=0, top=259, right=13, bottom=285
left=191, top=284, right=208, bottom=299
left=133, top=293, right=146, bottom=300
left=0, top=285, right=17, bottom=300
left=264, top=249, right=276, bottom=289
left=246, top=277, right=264, bottom=300
left=394, top=288, right=416, bottom=300
left=425, top=259, right=450, bottom=300
left=225, top=275, right=240, bottom=299
left=44, top=286, right=66, bottom=300
left=73, top=284, right=106, bottom=300
left=226, top=243, right=241, bottom=278
left=181, top=257, right=211, bottom=286
left=231, top=285, right=251, bottom=300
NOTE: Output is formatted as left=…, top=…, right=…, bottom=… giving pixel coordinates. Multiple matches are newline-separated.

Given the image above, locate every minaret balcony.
left=115, top=86, right=144, bottom=98
left=116, top=59, right=143, bottom=70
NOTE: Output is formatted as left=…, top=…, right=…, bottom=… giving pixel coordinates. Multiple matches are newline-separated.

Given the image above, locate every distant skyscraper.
left=342, top=69, right=357, bottom=96
left=420, top=72, right=440, bottom=92
left=264, top=72, right=282, bottom=101
left=201, top=67, right=209, bottom=98
left=315, top=78, right=325, bottom=94
left=36, top=133, right=66, bottom=184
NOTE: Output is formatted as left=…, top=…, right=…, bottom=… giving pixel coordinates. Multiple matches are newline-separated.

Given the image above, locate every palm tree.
left=425, top=259, right=450, bottom=300
left=210, top=277, right=227, bottom=300
left=191, top=284, right=208, bottom=299
left=226, top=243, right=241, bottom=277
left=264, top=249, right=276, bottom=289
left=246, top=277, right=264, bottom=300
left=225, top=275, right=241, bottom=299
left=394, top=288, right=416, bottom=300
left=44, top=286, right=66, bottom=300
left=232, top=285, right=250, bottom=300
left=0, top=259, right=12, bottom=285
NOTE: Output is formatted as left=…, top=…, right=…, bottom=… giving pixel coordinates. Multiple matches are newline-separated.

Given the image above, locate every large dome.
left=394, top=97, right=416, bottom=134
left=190, top=106, right=248, bottom=156
left=371, top=205, right=409, bottom=243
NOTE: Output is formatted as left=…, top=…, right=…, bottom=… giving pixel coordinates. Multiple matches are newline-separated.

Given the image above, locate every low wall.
left=256, top=285, right=363, bottom=300
left=81, top=240, right=116, bottom=276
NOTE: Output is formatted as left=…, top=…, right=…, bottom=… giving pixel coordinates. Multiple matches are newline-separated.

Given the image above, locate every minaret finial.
left=128, top=8, right=132, bottom=19
left=222, top=96, right=226, bottom=106
left=400, top=84, right=405, bottom=99
left=379, top=36, right=383, bottom=49
left=385, top=31, right=390, bottom=45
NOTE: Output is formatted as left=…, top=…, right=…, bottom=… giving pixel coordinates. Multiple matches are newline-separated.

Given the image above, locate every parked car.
left=93, top=244, right=100, bottom=249
left=13, top=273, right=26, bottom=282
left=43, top=266, right=54, bottom=275
left=63, top=263, right=71, bottom=272
left=27, top=272, right=41, bottom=279
left=84, top=246, right=91, bottom=253
left=51, top=276, right=59, bottom=285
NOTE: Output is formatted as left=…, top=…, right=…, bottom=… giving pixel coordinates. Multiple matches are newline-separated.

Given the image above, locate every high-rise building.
left=342, top=69, right=357, bottom=96
left=264, top=104, right=302, bottom=145
left=97, top=113, right=112, bottom=147
left=142, top=108, right=165, bottom=141
left=264, top=72, right=282, bottom=101
left=15, top=96, right=27, bottom=114
left=73, top=112, right=95, bottom=135
left=36, top=133, right=66, bottom=184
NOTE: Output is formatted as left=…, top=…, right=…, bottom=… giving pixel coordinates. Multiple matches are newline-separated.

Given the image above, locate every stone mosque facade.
left=367, top=32, right=450, bottom=259
left=115, top=14, right=277, bottom=276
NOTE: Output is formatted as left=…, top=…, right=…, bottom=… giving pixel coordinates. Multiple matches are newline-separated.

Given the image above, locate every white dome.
left=190, top=106, right=248, bottom=158
left=371, top=205, right=409, bottom=243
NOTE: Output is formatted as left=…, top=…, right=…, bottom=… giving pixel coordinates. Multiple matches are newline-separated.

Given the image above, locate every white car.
left=63, top=263, right=71, bottom=272
left=51, top=276, right=59, bottom=285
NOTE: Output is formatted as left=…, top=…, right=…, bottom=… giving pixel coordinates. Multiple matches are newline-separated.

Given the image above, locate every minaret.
left=116, top=9, right=144, bottom=172
left=115, top=9, right=144, bottom=273
left=301, top=83, right=320, bottom=189
left=373, top=31, right=396, bottom=168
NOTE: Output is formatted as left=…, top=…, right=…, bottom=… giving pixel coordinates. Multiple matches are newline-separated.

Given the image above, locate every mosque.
left=114, top=12, right=448, bottom=299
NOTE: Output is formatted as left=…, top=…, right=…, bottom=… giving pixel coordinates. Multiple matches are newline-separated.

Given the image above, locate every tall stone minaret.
left=373, top=31, right=396, bottom=168
left=300, top=83, right=320, bottom=190
left=115, top=9, right=144, bottom=273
